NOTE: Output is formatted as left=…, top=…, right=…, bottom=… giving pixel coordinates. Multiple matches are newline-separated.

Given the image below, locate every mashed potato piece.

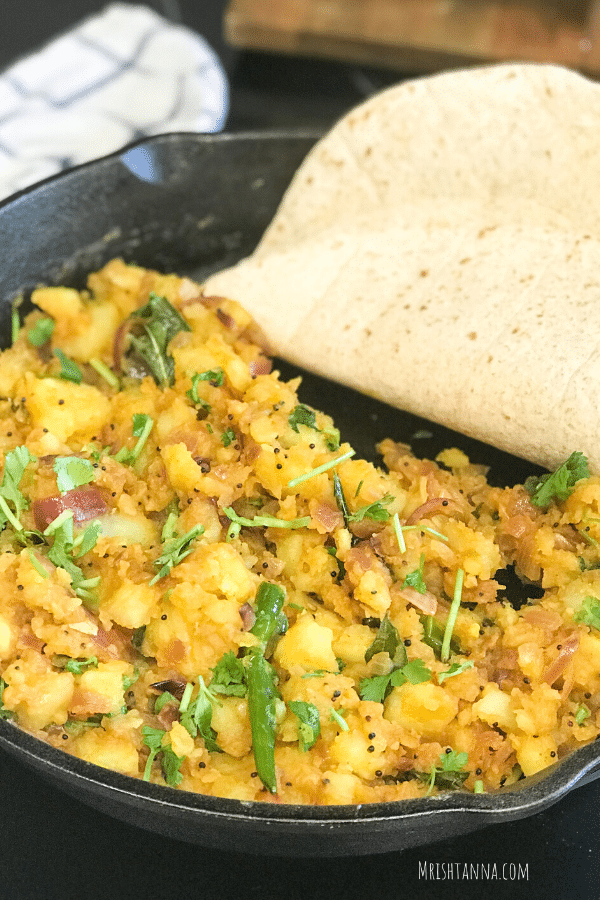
left=0, top=259, right=599, bottom=805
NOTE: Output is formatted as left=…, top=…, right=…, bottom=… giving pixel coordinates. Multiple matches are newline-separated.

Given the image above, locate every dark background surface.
left=1, top=2, right=600, bottom=898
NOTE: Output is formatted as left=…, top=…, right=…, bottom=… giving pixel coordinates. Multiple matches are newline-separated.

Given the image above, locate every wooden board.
left=224, top=0, right=600, bottom=75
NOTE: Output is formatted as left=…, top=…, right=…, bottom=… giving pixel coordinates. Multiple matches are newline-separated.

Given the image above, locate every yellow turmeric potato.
left=274, top=614, right=338, bottom=672
left=72, top=728, right=140, bottom=776
left=385, top=682, right=458, bottom=737
left=21, top=372, right=110, bottom=442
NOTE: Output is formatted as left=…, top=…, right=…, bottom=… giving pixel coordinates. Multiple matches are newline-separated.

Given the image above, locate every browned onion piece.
left=404, top=497, right=457, bottom=526
left=239, top=602, right=256, bottom=631
left=249, top=355, right=273, bottom=377
left=113, top=319, right=132, bottom=371
left=542, top=633, right=580, bottom=685
left=33, top=488, right=108, bottom=531
left=311, top=503, right=344, bottom=533
left=150, top=679, right=187, bottom=700
left=157, top=704, right=181, bottom=730
left=394, top=584, right=438, bottom=615
left=216, top=307, right=236, bottom=330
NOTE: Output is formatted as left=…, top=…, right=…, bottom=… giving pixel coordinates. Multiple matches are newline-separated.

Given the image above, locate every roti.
left=205, top=63, right=600, bottom=473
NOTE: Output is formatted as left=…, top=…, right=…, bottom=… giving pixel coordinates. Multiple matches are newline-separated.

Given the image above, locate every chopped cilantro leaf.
left=73, top=522, right=102, bottom=558
left=0, top=446, right=35, bottom=532
left=142, top=725, right=165, bottom=780
left=359, top=657, right=432, bottom=702
left=575, top=704, right=591, bottom=725
left=288, top=405, right=340, bottom=451
left=28, top=317, right=55, bottom=347
left=179, top=677, right=222, bottom=753
left=149, top=523, right=204, bottom=584
left=54, top=349, right=82, bottom=384
left=210, top=651, right=247, bottom=697
left=574, top=596, right=600, bottom=631
left=349, top=494, right=393, bottom=523
left=417, top=749, right=470, bottom=793
left=288, top=404, right=318, bottom=432
left=437, top=660, right=474, bottom=683
left=525, top=451, right=590, bottom=508
left=53, top=655, right=98, bottom=675
left=221, top=427, right=236, bottom=447
left=141, top=725, right=185, bottom=785
left=53, top=456, right=95, bottom=494
left=114, top=414, right=154, bottom=466
left=289, top=700, right=321, bottom=751
left=154, top=691, right=178, bottom=713
left=161, top=747, right=185, bottom=786
left=395, top=658, right=432, bottom=685
left=323, top=427, right=341, bottom=452
left=358, top=674, right=393, bottom=703
left=43, top=510, right=99, bottom=602
left=403, top=553, right=426, bottom=594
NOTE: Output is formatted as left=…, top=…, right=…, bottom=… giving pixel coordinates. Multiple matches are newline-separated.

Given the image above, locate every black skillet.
left=1, top=132, right=599, bottom=857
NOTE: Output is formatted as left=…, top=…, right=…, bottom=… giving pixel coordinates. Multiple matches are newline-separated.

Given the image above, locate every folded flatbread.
left=205, top=63, right=600, bottom=473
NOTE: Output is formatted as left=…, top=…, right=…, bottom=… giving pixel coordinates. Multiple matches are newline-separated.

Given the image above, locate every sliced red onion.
left=33, top=488, right=108, bottom=531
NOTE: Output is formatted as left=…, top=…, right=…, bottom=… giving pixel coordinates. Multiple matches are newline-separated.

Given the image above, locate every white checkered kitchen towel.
left=0, top=3, right=229, bottom=199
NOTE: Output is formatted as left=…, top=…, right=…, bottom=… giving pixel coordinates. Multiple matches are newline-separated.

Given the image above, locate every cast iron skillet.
left=1, top=132, right=600, bottom=857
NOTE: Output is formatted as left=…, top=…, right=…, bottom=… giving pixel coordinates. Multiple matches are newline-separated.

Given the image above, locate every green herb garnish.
left=359, top=658, right=432, bottom=703
left=289, top=700, right=321, bottom=751
left=437, top=660, right=474, bottom=683
left=53, top=655, right=98, bottom=675
left=441, top=568, right=464, bottom=663
left=54, top=349, right=82, bottom=384
left=53, top=456, right=95, bottom=494
left=350, top=494, right=393, bottom=524
left=72, top=522, right=102, bottom=558
left=364, top=614, right=406, bottom=666
left=524, top=451, right=590, bottom=509
left=223, top=507, right=311, bottom=540
left=210, top=651, right=247, bottom=697
left=114, top=414, right=154, bottom=466
left=154, top=691, right=179, bottom=713
left=403, top=553, right=427, bottom=594
left=179, top=677, right=222, bottom=753
left=149, top=522, right=204, bottom=585
left=0, top=446, right=35, bottom=532
left=575, top=704, right=591, bottom=725
left=141, top=725, right=184, bottom=786
left=574, top=596, right=600, bottom=631
left=43, top=510, right=100, bottom=602
left=288, top=404, right=318, bottom=432
left=221, top=427, right=236, bottom=447
left=287, top=449, right=355, bottom=488
left=28, top=317, right=54, bottom=347
left=89, top=357, right=120, bottom=390
left=329, top=707, right=349, bottom=732
left=127, top=292, right=191, bottom=387
left=419, top=749, right=470, bottom=794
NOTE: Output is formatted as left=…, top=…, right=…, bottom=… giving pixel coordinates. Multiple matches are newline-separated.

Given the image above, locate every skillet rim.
left=1, top=129, right=599, bottom=849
